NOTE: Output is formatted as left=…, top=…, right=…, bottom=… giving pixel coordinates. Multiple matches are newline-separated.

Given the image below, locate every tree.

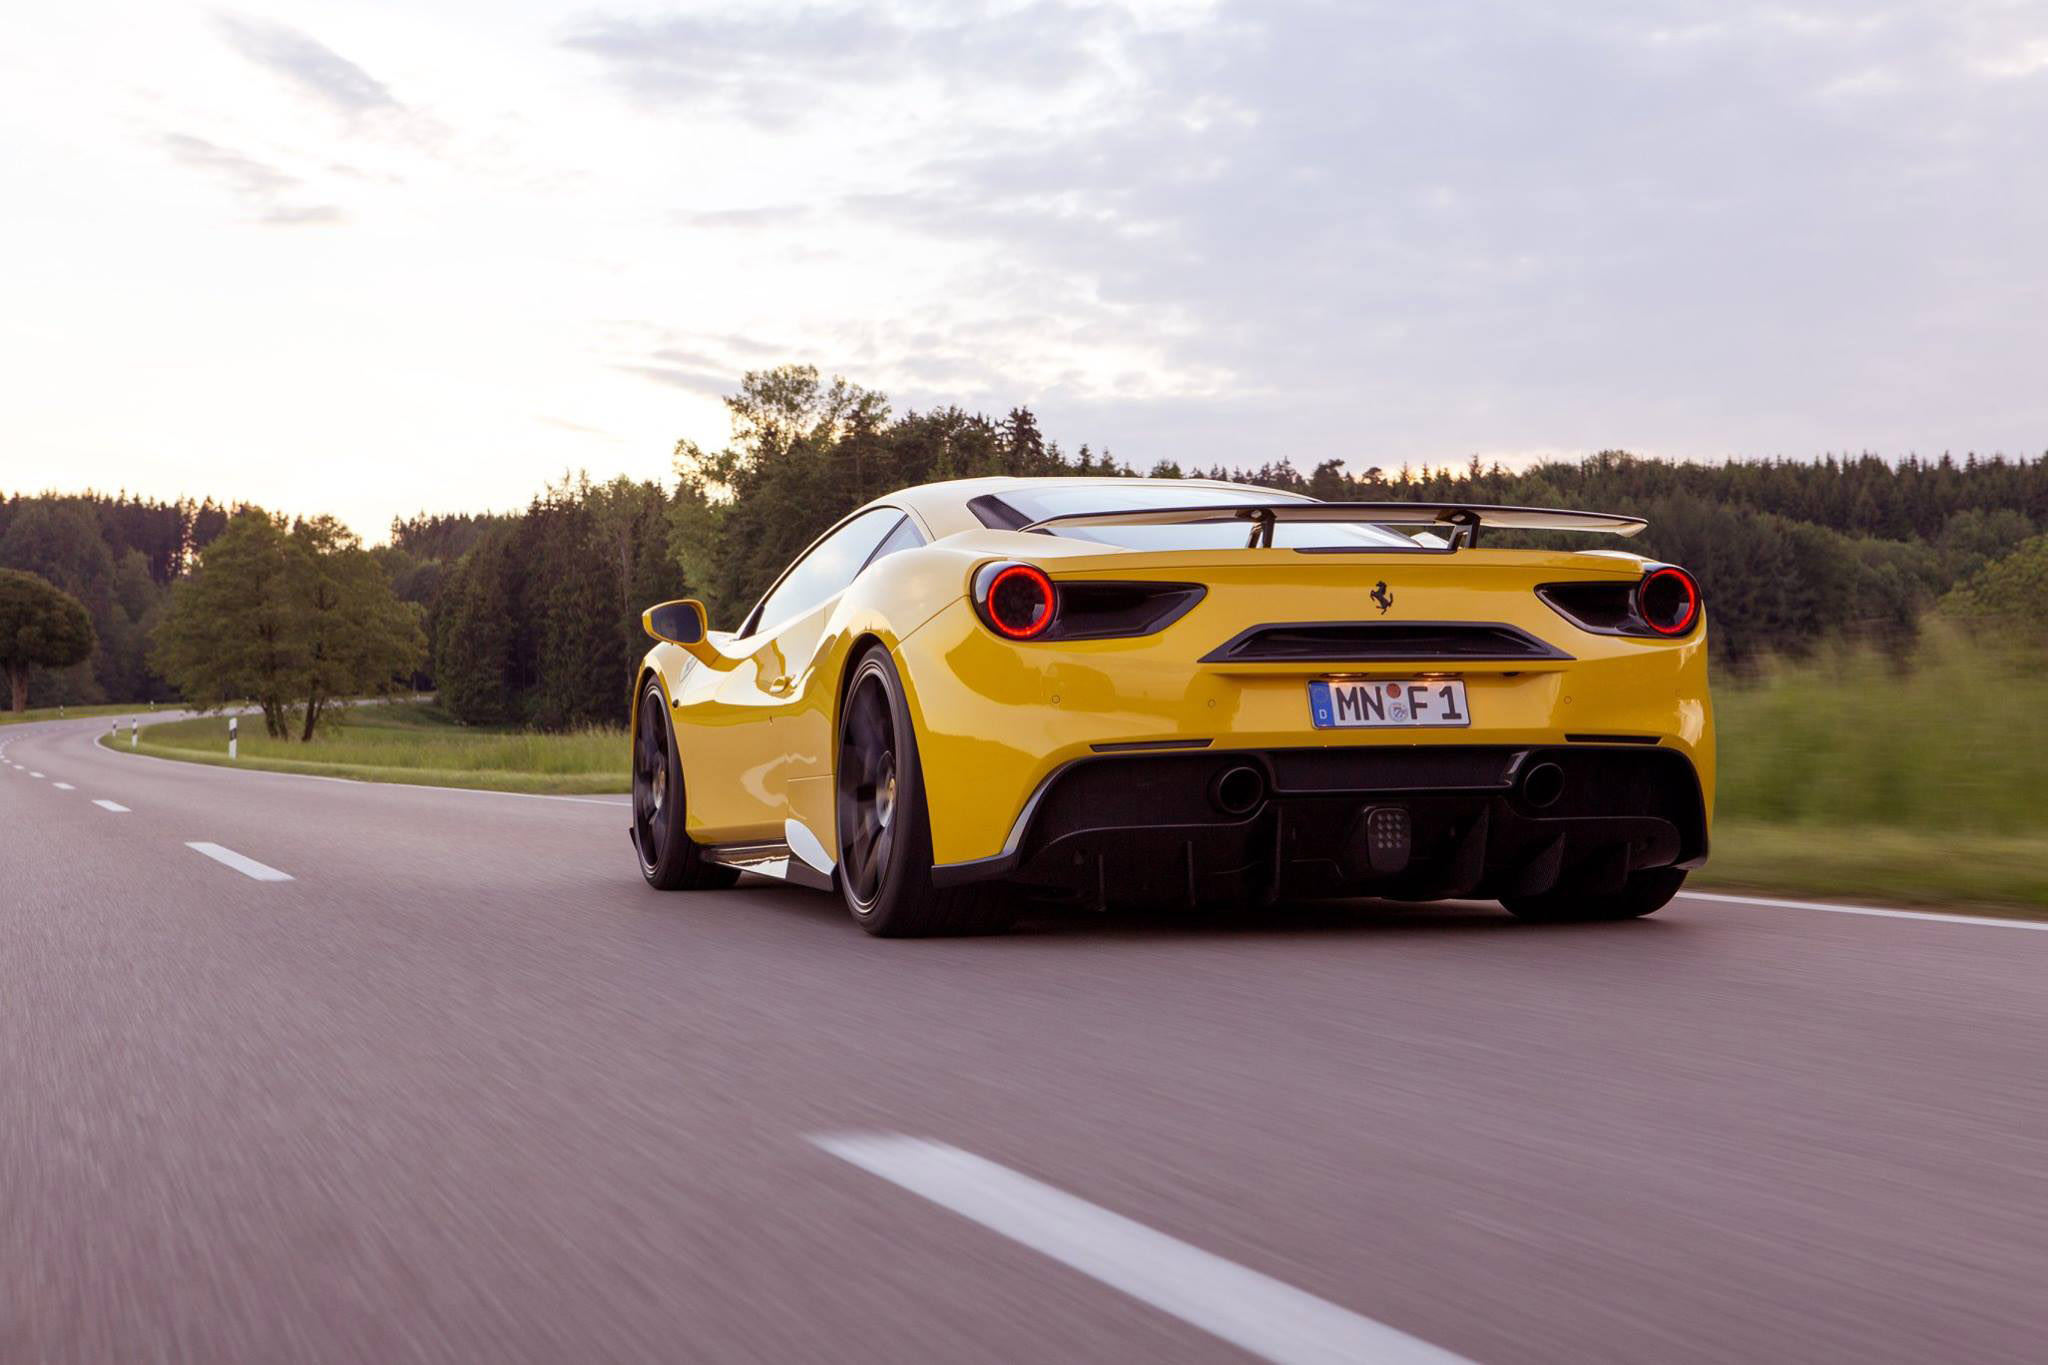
left=0, top=569, right=96, bottom=711
left=434, top=528, right=519, bottom=725
left=1942, top=534, right=2048, bottom=644
left=0, top=499, right=117, bottom=705
left=152, top=512, right=304, bottom=736
left=520, top=491, right=626, bottom=730
left=289, top=517, right=427, bottom=740
left=150, top=510, right=424, bottom=738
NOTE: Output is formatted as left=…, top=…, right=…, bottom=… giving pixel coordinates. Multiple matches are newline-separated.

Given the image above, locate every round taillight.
left=981, top=563, right=1056, bottom=639
left=1638, top=566, right=1700, bottom=636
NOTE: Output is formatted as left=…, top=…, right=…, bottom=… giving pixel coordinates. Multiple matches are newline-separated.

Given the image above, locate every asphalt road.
left=2, top=714, right=2045, bottom=1364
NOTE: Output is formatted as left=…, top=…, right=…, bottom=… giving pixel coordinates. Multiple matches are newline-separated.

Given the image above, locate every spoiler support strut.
left=1025, top=500, right=1645, bottom=547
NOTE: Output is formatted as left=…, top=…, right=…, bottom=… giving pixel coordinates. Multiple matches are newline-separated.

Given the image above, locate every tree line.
left=0, top=493, right=230, bottom=706
left=9, top=363, right=2048, bottom=726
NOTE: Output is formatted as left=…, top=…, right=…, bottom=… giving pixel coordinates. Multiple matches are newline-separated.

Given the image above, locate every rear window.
left=969, top=486, right=1418, bottom=552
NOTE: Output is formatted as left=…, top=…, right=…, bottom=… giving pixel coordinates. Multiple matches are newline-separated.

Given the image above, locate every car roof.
left=881, top=475, right=1312, bottom=539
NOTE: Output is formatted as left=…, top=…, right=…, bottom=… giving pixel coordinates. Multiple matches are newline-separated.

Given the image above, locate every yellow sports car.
left=630, top=477, right=1711, bottom=936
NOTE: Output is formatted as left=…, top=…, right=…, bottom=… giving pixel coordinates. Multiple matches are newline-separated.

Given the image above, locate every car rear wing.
left=1019, top=501, right=1648, bottom=549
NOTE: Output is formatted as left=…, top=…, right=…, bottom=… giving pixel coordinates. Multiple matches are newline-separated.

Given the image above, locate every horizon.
left=11, top=438, right=2048, bottom=548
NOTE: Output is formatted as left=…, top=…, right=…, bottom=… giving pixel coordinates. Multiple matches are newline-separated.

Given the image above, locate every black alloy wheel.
left=633, top=679, right=738, bottom=892
left=834, top=648, right=1015, bottom=936
left=837, top=667, right=900, bottom=910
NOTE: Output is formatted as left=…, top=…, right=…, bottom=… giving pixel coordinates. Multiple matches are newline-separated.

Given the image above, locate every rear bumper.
left=930, top=743, right=1709, bottom=904
left=893, top=595, right=1714, bottom=872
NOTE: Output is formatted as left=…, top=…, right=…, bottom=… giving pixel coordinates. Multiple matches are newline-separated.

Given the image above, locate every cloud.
left=213, top=13, right=400, bottom=115
left=160, top=132, right=294, bottom=198
left=673, top=204, right=814, bottom=230
left=570, top=0, right=2048, bottom=465
left=536, top=415, right=627, bottom=441
left=563, top=1, right=1146, bottom=127
left=254, top=202, right=350, bottom=226
left=158, top=132, right=351, bottom=227
left=617, top=363, right=734, bottom=397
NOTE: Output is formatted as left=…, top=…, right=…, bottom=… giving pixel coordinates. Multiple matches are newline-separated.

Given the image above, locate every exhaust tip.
left=1520, top=760, right=1566, bottom=809
left=1209, top=764, right=1266, bottom=816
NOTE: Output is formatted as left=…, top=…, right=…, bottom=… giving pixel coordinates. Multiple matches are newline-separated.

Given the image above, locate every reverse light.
left=1637, top=566, right=1700, bottom=636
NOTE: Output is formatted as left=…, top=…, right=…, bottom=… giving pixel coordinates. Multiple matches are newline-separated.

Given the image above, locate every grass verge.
left=1705, top=623, right=2048, bottom=916
left=107, top=702, right=628, bottom=796
left=1695, top=821, right=2048, bottom=919
left=5, top=701, right=172, bottom=726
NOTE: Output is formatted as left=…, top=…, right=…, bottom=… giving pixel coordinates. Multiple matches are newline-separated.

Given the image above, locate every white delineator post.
left=229, top=716, right=238, bottom=762
left=130, top=719, right=137, bottom=748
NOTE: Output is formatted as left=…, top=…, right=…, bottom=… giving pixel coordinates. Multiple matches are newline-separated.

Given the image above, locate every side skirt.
left=704, top=841, right=834, bottom=892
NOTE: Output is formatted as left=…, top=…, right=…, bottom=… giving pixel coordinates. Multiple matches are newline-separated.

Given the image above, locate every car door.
left=724, top=507, right=911, bottom=830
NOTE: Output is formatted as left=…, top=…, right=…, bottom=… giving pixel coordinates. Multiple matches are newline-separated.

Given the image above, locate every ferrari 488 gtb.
left=629, top=478, right=1712, bottom=936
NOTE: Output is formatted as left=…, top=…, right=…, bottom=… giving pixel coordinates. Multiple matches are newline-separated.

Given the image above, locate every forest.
left=6, top=364, right=2047, bottom=728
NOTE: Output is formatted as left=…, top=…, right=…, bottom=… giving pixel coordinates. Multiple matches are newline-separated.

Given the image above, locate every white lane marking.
left=811, top=1134, right=1472, bottom=1365
left=1681, top=891, right=2048, bottom=933
left=186, top=842, right=293, bottom=882
left=92, top=799, right=130, bottom=812
left=29, top=771, right=43, bottom=778
left=53, top=782, right=74, bottom=790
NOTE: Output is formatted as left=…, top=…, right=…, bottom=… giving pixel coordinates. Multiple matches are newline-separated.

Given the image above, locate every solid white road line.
left=53, top=782, right=73, bottom=790
left=810, top=1134, right=1472, bottom=1365
left=185, top=842, right=293, bottom=882
left=1680, top=891, right=2048, bottom=933
left=92, top=799, right=129, bottom=812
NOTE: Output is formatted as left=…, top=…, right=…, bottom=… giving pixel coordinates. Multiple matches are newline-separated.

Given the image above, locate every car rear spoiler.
left=1019, top=501, right=1647, bottom=549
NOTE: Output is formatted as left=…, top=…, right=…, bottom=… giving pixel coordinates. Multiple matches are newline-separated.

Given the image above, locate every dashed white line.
left=53, top=782, right=74, bottom=790
left=185, top=842, right=293, bottom=882
left=92, top=799, right=130, bottom=812
left=1681, top=891, right=2048, bottom=933
left=810, top=1134, right=1472, bottom=1365
left=29, top=771, right=44, bottom=778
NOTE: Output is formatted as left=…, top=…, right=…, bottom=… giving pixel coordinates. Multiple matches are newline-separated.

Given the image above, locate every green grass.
left=111, top=702, right=628, bottom=795
left=1700, top=624, right=2048, bottom=914
left=1695, top=821, right=2048, bottom=917
left=4, top=701, right=170, bottom=726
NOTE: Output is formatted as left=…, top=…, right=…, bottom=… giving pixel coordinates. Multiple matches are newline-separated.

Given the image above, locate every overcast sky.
left=4, top=0, right=2045, bottom=540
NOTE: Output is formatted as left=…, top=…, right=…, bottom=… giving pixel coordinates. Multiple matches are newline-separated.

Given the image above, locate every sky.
left=3, top=0, right=2046, bottom=542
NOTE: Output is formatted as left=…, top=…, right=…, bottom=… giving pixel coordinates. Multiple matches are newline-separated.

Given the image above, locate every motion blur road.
left=2, top=713, right=2045, bottom=1364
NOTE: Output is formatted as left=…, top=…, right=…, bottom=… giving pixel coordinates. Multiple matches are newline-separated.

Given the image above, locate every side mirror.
left=642, top=599, right=708, bottom=646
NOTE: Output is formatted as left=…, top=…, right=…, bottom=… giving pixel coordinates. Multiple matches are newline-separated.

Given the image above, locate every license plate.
left=1308, top=679, right=1471, bottom=729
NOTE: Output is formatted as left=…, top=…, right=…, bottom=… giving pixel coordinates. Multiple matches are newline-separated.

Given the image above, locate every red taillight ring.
left=1638, top=566, right=1699, bottom=636
left=983, top=563, right=1056, bottom=639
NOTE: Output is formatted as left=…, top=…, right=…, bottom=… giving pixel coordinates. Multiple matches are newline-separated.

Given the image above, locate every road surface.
left=2, top=713, right=2044, bottom=1364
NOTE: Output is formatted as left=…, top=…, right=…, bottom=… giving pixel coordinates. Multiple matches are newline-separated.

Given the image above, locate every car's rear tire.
left=836, top=647, right=1015, bottom=937
left=633, top=680, right=739, bottom=892
left=1500, top=866, right=1685, bottom=922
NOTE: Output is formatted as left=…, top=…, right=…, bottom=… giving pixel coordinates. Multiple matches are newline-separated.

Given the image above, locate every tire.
left=633, top=680, right=739, bottom=892
left=1500, top=867, right=1686, bottom=922
left=835, top=647, right=1015, bottom=937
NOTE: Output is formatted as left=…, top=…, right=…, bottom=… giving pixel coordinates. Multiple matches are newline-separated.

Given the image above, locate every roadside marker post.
left=229, top=716, right=238, bottom=762
left=130, top=719, right=137, bottom=748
